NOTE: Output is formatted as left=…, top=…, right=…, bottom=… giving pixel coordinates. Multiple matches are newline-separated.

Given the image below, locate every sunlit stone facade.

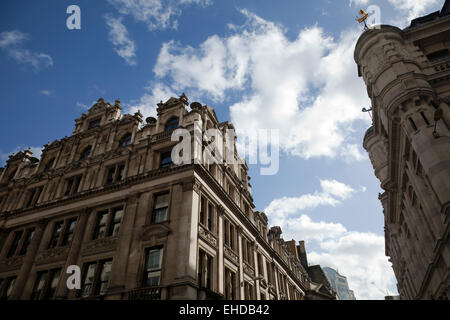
left=0, top=95, right=334, bottom=300
left=355, top=1, right=450, bottom=300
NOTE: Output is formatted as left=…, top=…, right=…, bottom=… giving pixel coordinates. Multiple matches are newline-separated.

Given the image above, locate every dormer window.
left=80, top=146, right=92, bottom=160
left=119, top=133, right=132, bottom=147
left=165, top=117, right=179, bottom=131
left=88, top=118, right=101, bottom=129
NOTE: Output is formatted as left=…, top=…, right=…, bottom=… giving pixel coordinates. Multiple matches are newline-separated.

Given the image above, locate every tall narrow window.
left=119, top=133, right=132, bottom=147
left=19, top=228, right=35, bottom=256
left=200, top=197, right=205, bottom=226
left=160, top=151, right=173, bottom=168
left=151, top=193, right=169, bottom=224
left=80, top=260, right=112, bottom=298
left=198, top=249, right=213, bottom=290
left=7, top=231, right=23, bottom=258
left=48, top=221, right=63, bottom=249
left=65, top=175, right=82, bottom=196
left=143, top=247, right=163, bottom=287
left=225, top=268, right=237, bottom=300
left=207, top=203, right=213, bottom=232
left=165, top=117, right=179, bottom=131
left=30, top=269, right=61, bottom=300
left=93, top=207, right=124, bottom=239
left=0, top=277, right=16, bottom=300
left=61, top=219, right=77, bottom=247
left=105, top=163, right=125, bottom=185
left=26, top=187, right=42, bottom=207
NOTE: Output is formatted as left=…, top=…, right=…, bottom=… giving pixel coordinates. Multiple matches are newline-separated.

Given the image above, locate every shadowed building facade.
left=0, top=95, right=332, bottom=300
left=355, top=0, right=450, bottom=300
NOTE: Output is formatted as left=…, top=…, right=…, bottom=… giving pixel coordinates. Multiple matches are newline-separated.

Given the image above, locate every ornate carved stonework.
left=81, top=237, right=118, bottom=256
left=35, top=247, right=70, bottom=265
left=243, top=261, right=255, bottom=277
left=198, top=225, right=217, bottom=247
left=224, top=245, right=238, bottom=265
left=0, top=256, right=24, bottom=272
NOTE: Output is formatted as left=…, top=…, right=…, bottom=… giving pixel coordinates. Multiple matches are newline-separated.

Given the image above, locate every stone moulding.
left=81, top=237, right=118, bottom=257
left=243, top=261, right=255, bottom=277
left=198, top=224, right=217, bottom=247
left=35, top=247, right=70, bottom=266
left=224, top=245, right=238, bottom=265
left=0, top=256, right=24, bottom=272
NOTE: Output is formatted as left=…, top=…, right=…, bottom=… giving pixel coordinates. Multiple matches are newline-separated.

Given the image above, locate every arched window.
left=165, top=117, right=179, bottom=131
left=119, top=133, right=132, bottom=147
left=44, top=157, right=55, bottom=171
left=80, top=146, right=92, bottom=160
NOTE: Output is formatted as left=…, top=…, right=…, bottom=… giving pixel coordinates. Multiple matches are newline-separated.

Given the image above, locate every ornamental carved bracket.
left=140, top=223, right=171, bottom=242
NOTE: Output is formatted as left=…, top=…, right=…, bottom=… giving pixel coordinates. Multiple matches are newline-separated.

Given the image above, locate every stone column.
left=11, top=219, right=48, bottom=299
left=273, top=263, right=280, bottom=300
left=55, top=209, right=90, bottom=299
left=252, top=243, right=260, bottom=300
left=107, top=194, right=140, bottom=299
left=217, top=206, right=224, bottom=296
left=237, top=226, right=244, bottom=300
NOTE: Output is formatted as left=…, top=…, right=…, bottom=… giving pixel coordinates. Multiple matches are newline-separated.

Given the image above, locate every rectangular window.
left=151, top=193, right=169, bottom=224
left=93, top=206, right=123, bottom=239
left=61, top=219, right=77, bottom=247
left=105, top=163, right=125, bottom=185
left=200, top=197, right=205, bottom=225
left=0, top=277, right=16, bottom=300
left=80, top=260, right=112, bottom=298
left=224, top=268, right=237, bottom=300
left=25, top=187, right=43, bottom=207
left=207, top=203, right=213, bottom=232
left=30, top=269, right=61, bottom=300
left=198, top=249, right=213, bottom=290
left=48, top=221, right=64, bottom=249
left=257, top=253, right=264, bottom=276
left=160, top=151, right=173, bottom=168
left=143, top=247, right=163, bottom=287
left=18, top=228, right=35, bottom=256
left=7, top=230, right=23, bottom=258
left=65, top=175, right=82, bottom=196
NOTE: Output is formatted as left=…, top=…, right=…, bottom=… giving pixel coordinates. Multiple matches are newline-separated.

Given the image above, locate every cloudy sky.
left=0, top=0, right=446, bottom=299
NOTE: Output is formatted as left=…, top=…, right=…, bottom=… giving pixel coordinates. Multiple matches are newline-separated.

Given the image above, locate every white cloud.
left=264, top=178, right=356, bottom=225
left=40, top=90, right=53, bottom=96
left=127, top=82, right=177, bottom=117
left=349, top=0, right=371, bottom=7
left=0, top=30, right=53, bottom=71
left=388, top=0, right=442, bottom=24
left=105, top=14, right=137, bottom=65
left=107, top=0, right=212, bottom=31
left=150, top=9, right=370, bottom=161
left=264, top=179, right=397, bottom=299
left=308, top=232, right=397, bottom=299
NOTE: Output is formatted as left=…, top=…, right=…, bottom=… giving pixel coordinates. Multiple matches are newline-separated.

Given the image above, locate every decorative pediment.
left=35, top=247, right=70, bottom=265
left=82, top=237, right=118, bottom=256
left=88, top=98, right=111, bottom=115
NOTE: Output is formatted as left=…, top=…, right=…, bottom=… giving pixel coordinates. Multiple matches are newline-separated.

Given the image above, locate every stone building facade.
left=0, top=95, right=331, bottom=300
left=355, top=1, right=450, bottom=299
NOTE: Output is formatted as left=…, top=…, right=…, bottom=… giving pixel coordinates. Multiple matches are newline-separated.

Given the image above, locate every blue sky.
left=0, top=0, right=446, bottom=299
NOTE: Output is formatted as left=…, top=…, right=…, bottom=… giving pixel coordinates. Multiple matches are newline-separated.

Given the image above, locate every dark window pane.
left=7, top=231, right=23, bottom=258
left=165, top=117, right=179, bottom=131
left=93, top=211, right=108, bottom=239
left=144, top=247, right=162, bottom=287
left=97, top=261, right=112, bottom=296
left=61, top=219, right=77, bottom=246
left=106, top=167, right=115, bottom=185
left=88, top=119, right=101, bottom=129
left=44, top=158, right=55, bottom=171
left=81, top=263, right=96, bottom=298
left=30, top=271, right=47, bottom=300
left=109, top=208, right=123, bottom=237
left=160, top=152, right=172, bottom=168
left=152, top=193, right=169, bottom=223
left=46, top=269, right=61, bottom=300
left=48, top=222, right=63, bottom=249
left=119, top=133, right=132, bottom=147
left=80, top=146, right=91, bottom=160
left=19, top=228, right=34, bottom=256
left=116, top=164, right=125, bottom=181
